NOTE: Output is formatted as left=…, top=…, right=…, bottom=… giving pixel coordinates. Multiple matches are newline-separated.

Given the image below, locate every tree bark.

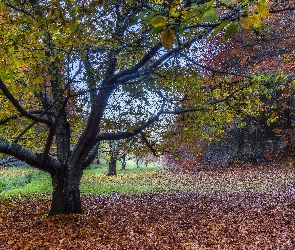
left=49, top=167, right=83, bottom=215
left=49, top=112, right=84, bottom=215
left=107, top=156, right=117, bottom=176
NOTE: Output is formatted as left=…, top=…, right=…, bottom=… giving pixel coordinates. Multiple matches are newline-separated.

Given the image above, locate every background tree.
left=106, top=138, right=134, bottom=175
left=0, top=0, right=288, bottom=214
left=163, top=2, right=295, bottom=168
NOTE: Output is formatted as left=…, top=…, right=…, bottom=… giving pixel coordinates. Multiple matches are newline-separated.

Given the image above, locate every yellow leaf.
left=239, top=17, right=250, bottom=29
left=283, top=53, right=289, bottom=62
left=239, top=14, right=260, bottom=29
left=250, top=14, right=261, bottom=28
left=152, top=16, right=167, bottom=27
left=257, top=1, right=269, bottom=18
left=161, top=28, right=175, bottom=50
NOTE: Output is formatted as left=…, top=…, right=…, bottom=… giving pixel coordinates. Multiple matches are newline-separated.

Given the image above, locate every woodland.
left=1, top=0, right=295, bottom=248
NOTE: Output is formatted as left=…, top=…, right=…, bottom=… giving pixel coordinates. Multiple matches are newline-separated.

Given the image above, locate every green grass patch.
left=0, top=168, right=51, bottom=200
left=0, top=161, right=160, bottom=200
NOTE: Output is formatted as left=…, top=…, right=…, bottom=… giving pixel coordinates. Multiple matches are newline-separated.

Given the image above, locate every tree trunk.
left=107, top=156, right=117, bottom=176
left=47, top=110, right=84, bottom=215
left=49, top=167, right=83, bottom=215
left=121, top=154, right=126, bottom=170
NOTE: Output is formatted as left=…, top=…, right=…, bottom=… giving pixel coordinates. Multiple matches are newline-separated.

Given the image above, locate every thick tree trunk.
left=47, top=110, right=84, bottom=215
left=49, top=167, right=83, bottom=215
left=107, top=156, right=117, bottom=176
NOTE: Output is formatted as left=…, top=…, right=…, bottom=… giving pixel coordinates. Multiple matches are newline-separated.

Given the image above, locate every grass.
left=0, top=167, right=51, bottom=200
left=0, top=161, right=160, bottom=200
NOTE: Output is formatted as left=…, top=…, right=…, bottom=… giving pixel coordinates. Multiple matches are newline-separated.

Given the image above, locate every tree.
left=163, top=3, right=295, bottom=168
left=106, top=139, right=131, bottom=175
left=0, top=0, right=288, bottom=214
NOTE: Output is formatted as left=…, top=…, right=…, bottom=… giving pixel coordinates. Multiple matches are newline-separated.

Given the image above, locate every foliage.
left=163, top=2, right=295, bottom=168
left=1, top=163, right=295, bottom=248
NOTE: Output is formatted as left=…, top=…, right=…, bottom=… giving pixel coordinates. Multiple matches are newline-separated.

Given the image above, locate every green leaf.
left=206, top=0, right=216, bottom=8
left=138, top=11, right=148, bottom=20
left=161, top=28, right=175, bottom=50
left=178, top=25, right=184, bottom=35
left=210, top=20, right=231, bottom=39
left=257, top=1, right=269, bottom=18
left=225, top=23, right=238, bottom=39
left=151, top=16, right=167, bottom=27
left=221, top=0, right=232, bottom=5
left=151, top=26, right=164, bottom=35
left=200, top=8, right=220, bottom=23
left=144, top=12, right=156, bottom=22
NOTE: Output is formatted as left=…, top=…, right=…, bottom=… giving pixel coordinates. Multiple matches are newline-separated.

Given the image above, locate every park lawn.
left=0, top=161, right=158, bottom=199
left=0, top=162, right=295, bottom=249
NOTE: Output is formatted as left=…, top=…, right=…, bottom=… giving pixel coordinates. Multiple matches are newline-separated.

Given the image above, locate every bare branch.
left=96, top=96, right=166, bottom=141
left=82, top=142, right=100, bottom=170
left=109, top=43, right=162, bottom=82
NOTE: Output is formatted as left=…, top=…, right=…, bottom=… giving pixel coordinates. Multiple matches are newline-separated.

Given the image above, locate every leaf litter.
left=1, top=164, right=295, bottom=249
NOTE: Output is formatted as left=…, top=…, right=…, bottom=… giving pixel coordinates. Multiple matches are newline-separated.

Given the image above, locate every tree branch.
left=0, top=137, right=58, bottom=174
left=108, top=43, right=162, bottom=83
left=0, top=79, right=53, bottom=128
left=82, top=142, right=100, bottom=170
left=13, top=121, right=36, bottom=143
left=96, top=95, right=165, bottom=141
left=140, top=132, right=159, bottom=157
left=4, top=2, right=34, bottom=18
left=42, top=126, right=55, bottom=160
left=0, top=110, right=54, bottom=125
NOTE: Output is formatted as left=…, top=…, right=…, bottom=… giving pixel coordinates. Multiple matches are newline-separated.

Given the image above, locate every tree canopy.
left=163, top=1, right=295, bottom=168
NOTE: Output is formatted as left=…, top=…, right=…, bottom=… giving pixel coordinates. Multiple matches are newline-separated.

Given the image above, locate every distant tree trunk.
left=136, top=157, right=139, bottom=168
left=121, top=154, right=126, bottom=170
left=145, top=161, right=148, bottom=167
left=108, top=156, right=117, bottom=176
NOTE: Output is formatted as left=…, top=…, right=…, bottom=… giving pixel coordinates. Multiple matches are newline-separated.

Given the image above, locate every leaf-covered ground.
left=1, top=164, right=295, bottom=249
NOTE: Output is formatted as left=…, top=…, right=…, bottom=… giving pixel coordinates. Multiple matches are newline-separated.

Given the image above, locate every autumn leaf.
left=151, top=16, right=167, bottom=27
left=239, top=14, right=261, bottom=29
left=161, top=28, right=175, bottom=50
left=257, top=1, right=269, bottom=18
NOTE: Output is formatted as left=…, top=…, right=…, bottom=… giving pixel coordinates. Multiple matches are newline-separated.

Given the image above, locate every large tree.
left=0, top=0, right=289, bottom=214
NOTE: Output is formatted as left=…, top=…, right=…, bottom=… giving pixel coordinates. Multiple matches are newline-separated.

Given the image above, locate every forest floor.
left=1, top=163, right=295, bottom=249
